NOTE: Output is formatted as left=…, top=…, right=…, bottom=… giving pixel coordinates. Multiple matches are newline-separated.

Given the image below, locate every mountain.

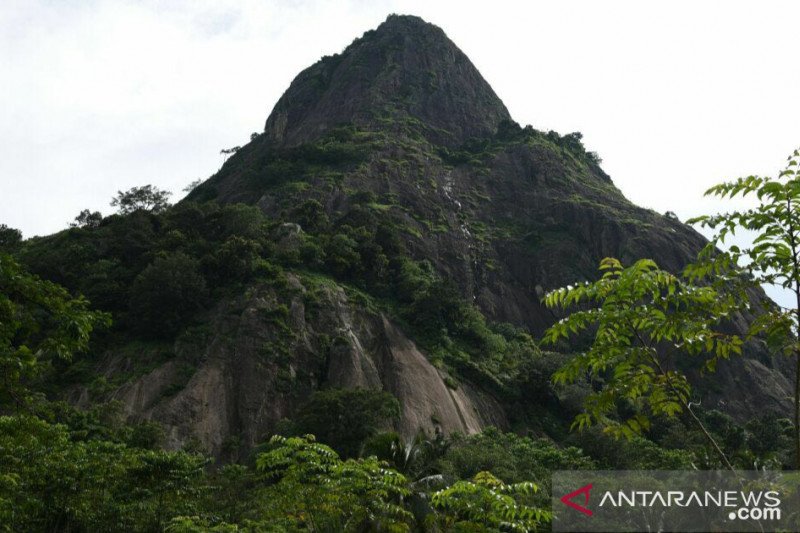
left=23, top=15, right=791, bottom=460
left=264, top=15, right=511, bottom=149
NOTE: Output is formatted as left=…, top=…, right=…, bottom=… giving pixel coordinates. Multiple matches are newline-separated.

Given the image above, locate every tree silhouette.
left=110, top=185, right=172, bottom=215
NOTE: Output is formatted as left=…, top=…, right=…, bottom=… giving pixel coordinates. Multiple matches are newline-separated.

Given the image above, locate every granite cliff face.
left=89, top=14, right=792, bottom=456
left=264, top=15, right=511, bottom=149
left=77, top=273, right=504, bottom=459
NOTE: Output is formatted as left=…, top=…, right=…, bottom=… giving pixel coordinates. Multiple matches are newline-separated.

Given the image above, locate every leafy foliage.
left=129, top=252, right=209, bottom=338
left=0, top=224, right=22, bottom=252
left=256, top=434, right=413, bottom=531
left=430, top=471, right=550, bottom=532
left=363, top=429, right=452, bottom=482
left=437, top=427, right=594, bottom=485
left=111, top=185, right=173, bottom=214
left=291, top=388, right=401, bottom=458
left=543, top=258, right=741, bottom=469
left=0, top=254, right=110, bottom=410
left=0, top=414, right=206, bottom=532
left=18, top=201, right=271, bottom=339
left=70, top=209, right=103, bottom=229
left=688, top=147, right=800, bottom=466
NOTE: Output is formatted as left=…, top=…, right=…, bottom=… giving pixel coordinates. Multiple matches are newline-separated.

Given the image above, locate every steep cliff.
left=74, top=273, right=503, bottom=459
left=263, top=15, right=510, bottom=149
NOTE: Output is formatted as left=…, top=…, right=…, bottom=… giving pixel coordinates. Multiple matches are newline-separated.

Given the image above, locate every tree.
left=111, top=185, right=172, bottom=215
left=0, top=224, right=21, bottom=252
left=291, top=199, right=329, bottom=233
left=129, top=253, right=208, bottom=338
left=543, top=257, right=742, bottom=470
left=0, top=414, right=207, bottom=531
left=70, top=209, right=103, bottom=229
left=429, top=471, right=550, bottom=532
left=0, top=254, right=110, bottom=410
left=125, top=450, right=207, bottom=530
left=324, top=233, right=361, bottom=277
left=292, top=388, right=400, bottom=458
left=688, top=147, right=800, bottom=467
left=256, top=435, right=412, bottom=531
left=219, top=146, right=240, bottom=163
left=362, top=429, right=451, bottom=482
left=205, top=236, right=262, bottom=284
left=437, top=427, right=595, bottom=484
left=182, top=179, right=203, bottom=193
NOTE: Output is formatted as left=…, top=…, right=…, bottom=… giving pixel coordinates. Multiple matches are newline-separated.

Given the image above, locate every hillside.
left=16, top=14, right=792, bottom=463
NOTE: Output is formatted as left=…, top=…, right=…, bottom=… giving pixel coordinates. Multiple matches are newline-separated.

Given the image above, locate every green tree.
left=256, top=434, right=412, bottom=531
left=0, top=414, right=206, bottom=531
left=111, top=185, right=172, bottom=214
left=292, top=388, right=400, bottom=458
left=0, top=254, right=110, bottom=410
left=124, top=450, right=207, bottom=530
left=206, top=464, right=257, bottom=525
left=70, top=209, right=103, bottom=229
left=363, top=429, right=453, bottom=483
left=429, top=471, right=550, bottom=532
left=688, top=147, right=800, bottom=467
left=0, top=224, right=22, bottom=252
left=543, top=257, right=742, bottom=470
left=324, top=233, right=361, bottom=277
left=129, top=252, right=208, bottom=338
left=291, top=199, right=329, bottom=233
left=182, top=179, right=203, bottom=193
left=205, top=235, right=262, bottom=284
left=437, top=427, right=594, bottom=485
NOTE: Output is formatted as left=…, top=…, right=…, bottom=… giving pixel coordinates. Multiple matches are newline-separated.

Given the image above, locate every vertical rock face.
left=100, top=275, right=504, bottom=459
left=264, top=15, right=511, bottom=148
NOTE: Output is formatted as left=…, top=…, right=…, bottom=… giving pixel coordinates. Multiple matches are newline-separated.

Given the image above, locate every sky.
left=1, top=1, right=799, bottom=285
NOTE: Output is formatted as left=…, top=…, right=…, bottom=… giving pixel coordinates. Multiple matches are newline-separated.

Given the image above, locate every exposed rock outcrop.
left=100, top=274, right=505, bottom=459
left=264, top=15, right=511, bottom=149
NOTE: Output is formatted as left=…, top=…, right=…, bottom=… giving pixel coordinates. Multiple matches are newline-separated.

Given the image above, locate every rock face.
left=94, top=274, right=504, bottom=459
left=264, top=15, right=511, bottom=149
left=120, top=13, right=795, bottom=455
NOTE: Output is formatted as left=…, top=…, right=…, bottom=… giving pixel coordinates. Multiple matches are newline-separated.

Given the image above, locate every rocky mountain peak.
left=264, top=14, right=511, bottom=148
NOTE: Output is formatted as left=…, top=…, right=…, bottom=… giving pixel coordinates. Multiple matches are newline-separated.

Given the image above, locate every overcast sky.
left=2, top=1, right=799, bottom=243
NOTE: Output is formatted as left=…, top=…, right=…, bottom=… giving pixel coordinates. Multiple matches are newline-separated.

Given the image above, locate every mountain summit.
left=264, top=15, right=511, bottom=148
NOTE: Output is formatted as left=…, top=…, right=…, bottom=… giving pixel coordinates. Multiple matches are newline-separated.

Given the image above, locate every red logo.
left=560, top=483, right=593, bottom=516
